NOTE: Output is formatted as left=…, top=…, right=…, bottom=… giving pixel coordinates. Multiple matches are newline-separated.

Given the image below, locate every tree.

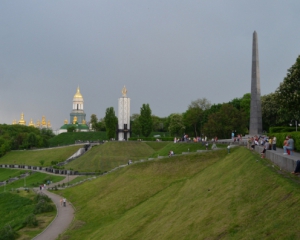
left=27, top=133, right=37, bottom=149
left=130, top=114, right=141, bottom=137
left=104, top=107, right=118, bottom=139
left=261, top=93, right=283, bottom=130
left=139, top=104, right=153, bottom=137
left=90, top=114, right=98, bottom=131
left=203, top=104, right=247, bottom=139
left=168, top=113, right=185, bottom=136
left=183, top=98, right=211, bottom=137
left=275, top=55, right=300, bottom=121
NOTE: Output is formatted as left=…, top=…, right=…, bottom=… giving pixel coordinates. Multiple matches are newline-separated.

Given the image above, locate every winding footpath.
left=32, top=175, right=77, bottom=240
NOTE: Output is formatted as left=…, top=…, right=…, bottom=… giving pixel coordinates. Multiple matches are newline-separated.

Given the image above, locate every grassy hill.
left=0, top=145, right=83, bottom=166
left=56, top=147, right=300, bottom=239
left=66, top=141, right=156, bottom=172
left=0, top=191, right=57, bottom=240
left=49, top=132, right=107, bottom=147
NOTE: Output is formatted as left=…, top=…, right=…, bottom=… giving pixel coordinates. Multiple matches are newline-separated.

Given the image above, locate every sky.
left=1, top=0, right=300, bottom=131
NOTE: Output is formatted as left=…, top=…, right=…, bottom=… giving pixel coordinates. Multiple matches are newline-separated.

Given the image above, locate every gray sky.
left=1, top=0, right=300, bottom=131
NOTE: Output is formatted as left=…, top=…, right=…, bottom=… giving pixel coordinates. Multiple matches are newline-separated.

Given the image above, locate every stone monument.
left=117, top=86, right=130, bottom=140
left=249, top=31, right=263, bottom=135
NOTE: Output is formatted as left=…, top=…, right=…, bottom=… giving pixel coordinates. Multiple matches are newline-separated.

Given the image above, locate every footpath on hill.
left=32, top=175, right=77, bottom=240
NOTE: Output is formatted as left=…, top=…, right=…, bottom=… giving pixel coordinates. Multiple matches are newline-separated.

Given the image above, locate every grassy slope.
left=149, top=142, right=226, bottom=157
left=0, top=145, right=83, bottom=166
left=58, top=147, right=300, bottom=240
left=0, top=191, right=56, bottom=239
left=66, top=141, right=156, bottom=172
left=49, top=132, right=107, bottom=146
left=0, top=172, right=64, bottom=190
left=0, top=169, right=26, bottom=182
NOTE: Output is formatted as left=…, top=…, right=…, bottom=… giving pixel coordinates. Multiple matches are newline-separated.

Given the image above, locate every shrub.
left=23, top=214, right=38, bottom=227
left=0, top=225, right=17, bottom=240
left=33, top=200, right=54, bottom=214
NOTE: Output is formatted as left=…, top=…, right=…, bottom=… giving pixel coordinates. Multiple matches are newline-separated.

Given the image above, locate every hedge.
left=269, top=132, right=300, bottom=152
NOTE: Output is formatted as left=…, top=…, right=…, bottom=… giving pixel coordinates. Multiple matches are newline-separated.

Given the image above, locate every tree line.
left=0, top=124, right=55, bottom=157
left=90, top=55, right=300, bottom=139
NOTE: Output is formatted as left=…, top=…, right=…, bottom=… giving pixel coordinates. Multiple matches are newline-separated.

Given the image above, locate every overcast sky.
left=1, top=0, right=300, bottom=130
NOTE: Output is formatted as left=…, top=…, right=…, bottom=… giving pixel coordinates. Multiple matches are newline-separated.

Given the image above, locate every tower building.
left=117, top=86, right=131, bottom=140
left=70, top=86, right=86, bottom=124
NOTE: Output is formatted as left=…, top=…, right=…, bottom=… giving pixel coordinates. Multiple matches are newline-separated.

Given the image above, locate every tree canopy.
left=104, top=107, right=118, bottom=139
left=139, top=104, right=153, bottom=137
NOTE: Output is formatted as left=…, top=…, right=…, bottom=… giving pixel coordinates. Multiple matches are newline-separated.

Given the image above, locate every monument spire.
left=249, top=31, right=263, bottom=135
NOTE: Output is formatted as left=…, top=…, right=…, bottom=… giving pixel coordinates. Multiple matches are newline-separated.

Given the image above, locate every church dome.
left=73, top=86, right=83, bottom=100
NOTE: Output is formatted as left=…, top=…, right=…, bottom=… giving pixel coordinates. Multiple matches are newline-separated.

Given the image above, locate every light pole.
left=289, top=120, right=300, bottom=131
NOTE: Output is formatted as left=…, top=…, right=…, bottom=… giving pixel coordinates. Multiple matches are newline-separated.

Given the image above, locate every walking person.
left=63, top=198, right=66, bottom=207
left=272, top=136, right=277, bottom=150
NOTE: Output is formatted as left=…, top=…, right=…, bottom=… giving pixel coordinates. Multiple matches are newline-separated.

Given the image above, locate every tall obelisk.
left=249, top=31, right=263, bottom=135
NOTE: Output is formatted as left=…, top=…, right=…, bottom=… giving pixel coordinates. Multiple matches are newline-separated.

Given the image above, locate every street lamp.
left=289, top=120, right=300, bottom=131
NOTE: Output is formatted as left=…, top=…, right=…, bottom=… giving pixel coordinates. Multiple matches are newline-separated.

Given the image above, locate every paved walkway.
left=32, top=175, right=77, bottom=240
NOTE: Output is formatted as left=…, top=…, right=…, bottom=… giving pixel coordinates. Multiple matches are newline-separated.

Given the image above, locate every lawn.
left=66, top=141, right=156, bottom=172
left=0, top=190, right=56, bottom=240
left=56, top=147, right=300, bottom=239
left=0, top=169, right=27, bottom=182
left=0, top=145, right=83, bottom=166
left=0, top=172, right=64, bottom=191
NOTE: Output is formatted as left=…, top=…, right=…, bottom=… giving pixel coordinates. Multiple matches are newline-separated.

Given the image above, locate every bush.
left=269, top=127, right=295, bottom=133
left=33, top=194, right=54, bottom=214
left=34, top=200, right=54, bottom=214
left=271, top=132, right=300, bottom=151
left=0, top=225, right=17, bottom=240
left=23, top=214, right=38, bottom=227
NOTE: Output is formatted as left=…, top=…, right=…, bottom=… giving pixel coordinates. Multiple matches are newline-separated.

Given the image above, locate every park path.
left=32, top=175, right=77, bottom=240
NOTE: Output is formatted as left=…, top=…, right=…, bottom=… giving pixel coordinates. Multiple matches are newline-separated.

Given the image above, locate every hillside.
left=48, top=132, right=107, bottom=147
left=0, top=145, right=83, bottom=166
left=57, top=147, right=300, bottom=239
left=66, top=141, right=156, bottom=172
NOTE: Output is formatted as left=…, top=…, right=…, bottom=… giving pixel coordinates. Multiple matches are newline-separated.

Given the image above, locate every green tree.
left=27, top=132, right=37, bottom=149
left=168, top=113, right=185, bottom=136
left=104, top=107, right=118, bottom=139
left=261, top=93, right=282, bottom=130
left=275, top=55, right=300, bottom=121
left=67, top=126, right=76, bottom=132
left=130, top=114, right=141, bottom=137
left=90, top=114, right=98, bottom=131
left=203, top=104, right=247, bottom=139
left=139, top=104, right=153, bottom=137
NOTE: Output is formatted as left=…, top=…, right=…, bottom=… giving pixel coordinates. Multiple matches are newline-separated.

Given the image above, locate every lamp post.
left=289, top=120, right=300, bottom=131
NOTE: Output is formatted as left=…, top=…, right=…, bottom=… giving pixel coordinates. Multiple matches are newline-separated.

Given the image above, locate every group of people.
left=60, top=198, right=67, bottom=207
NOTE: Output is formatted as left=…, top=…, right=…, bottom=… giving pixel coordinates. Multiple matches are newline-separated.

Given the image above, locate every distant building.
left=59, top=86, right=89, bottom=134
left=13, top=113, right=52, bottom=129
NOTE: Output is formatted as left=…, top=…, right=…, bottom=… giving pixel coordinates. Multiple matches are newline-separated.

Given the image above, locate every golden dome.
left=73, top=116, right=78, bottom=124
left=82, top=119, right=86, bottom=124
left=64, top=119, right=68, bottom=124
left=36, top=119, right=40, bottom=127
left=18, top=113, right=26, bottom=125
left=74, top=86, right=83, bottom=99
left=41, top=116, right=47, bottom=126
left=47, top=120, right=51, bottom=128
left=28, top=119, right=35, bottom=127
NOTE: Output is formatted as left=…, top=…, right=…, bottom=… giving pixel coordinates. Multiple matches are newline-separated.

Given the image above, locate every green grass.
left=0, top=172, right=64, bottom=190
left=0, top=145, right=83, bottom=166
left=0, top=190, right=56, bottom=239
left=148, top=142, right=226, bottom=157
left=144, top=141, right=170, bottom=151
left=66, top=141, right=156, bottom=172
left=0, top=169, right=27, bottom=182
left=0, top=191, right=35, bottom=230
left=68, top=175, right=94, bottom=185
left=56, top=147, right=300, bottom=239
left=49, top=132, right=107, bottom=146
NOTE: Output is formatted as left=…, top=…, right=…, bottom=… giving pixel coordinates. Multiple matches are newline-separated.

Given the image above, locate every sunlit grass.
left=0, top=145, right=83, bottom=166
left=57, top=147, right=300, bottom=239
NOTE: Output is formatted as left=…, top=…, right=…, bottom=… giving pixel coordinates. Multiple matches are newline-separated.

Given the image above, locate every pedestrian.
left=63, top=198, right=66, bottom=207
left=227, top=145, right=230, bottom=153
left=60, top=198, right=63, bottom=206
left=272, top=136, right=277, bottom=150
